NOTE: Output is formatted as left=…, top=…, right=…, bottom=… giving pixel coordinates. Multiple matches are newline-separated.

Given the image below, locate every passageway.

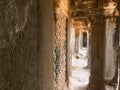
left=70, top=49, right=90, bottom=90
left=0, top=0, right=119, bottom=90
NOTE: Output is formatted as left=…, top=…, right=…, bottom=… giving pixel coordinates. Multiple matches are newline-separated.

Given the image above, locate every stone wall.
left=0, top=0, right=41, bottom=90
left=54, top=0, right=69, bottom=90
left=39, top=0, right=55, bottom=90
left=0, top=0, right=55, bottom=90
left=0, top=0, right=70, bottom=90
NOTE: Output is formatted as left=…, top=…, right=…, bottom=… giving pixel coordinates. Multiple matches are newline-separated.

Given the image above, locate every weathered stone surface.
left=0, top=0, right=55, bottom=90
left=105, top=18, right=119, bottom=88
left=88, top=15, right=106, bottom=90
left=38, top=0, right=55, bottom=90
left=0, top=0, right=41, bottom=90
left=53, top=0, right=69, bottom=90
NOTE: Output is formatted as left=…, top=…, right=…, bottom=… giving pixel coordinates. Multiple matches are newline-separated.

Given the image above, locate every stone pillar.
left=75, top=28, right=80, bottom=53
left=104, top=17, right=119, bottom=89
left=54, top=0, right=69, bottom=89
left=78, top=31, right=81, bottom=53
left=88, top=13, right=106, bottom=90
left=87, top=31, right=89, bottom=57
left=79, top=31, right=82, bottom=49
left=103, top=1, right=119, bottom=89
left=88, top=29, right=91, bottom=68
left=77, top=31, right=80, bottom=53
left=80, top=31, right=83, bottom=49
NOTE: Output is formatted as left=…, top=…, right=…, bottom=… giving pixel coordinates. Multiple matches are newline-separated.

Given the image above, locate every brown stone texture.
left=53, top=0, right=68, bottom=90
left=88, top=15, right=106, bottom=90
left=0, top=0, right=41, bottom=90
left=0, top=0, right=55, bottom=90
left=39, top=0, right=55, bottom=90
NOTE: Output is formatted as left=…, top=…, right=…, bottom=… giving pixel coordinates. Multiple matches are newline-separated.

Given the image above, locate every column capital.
left=103, top=0, right=119, bottom=17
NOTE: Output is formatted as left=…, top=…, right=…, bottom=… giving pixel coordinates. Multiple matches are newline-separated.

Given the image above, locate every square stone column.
left=103, top=1, right=119, bottom=88
left=88, top=14, right=106, bottom=90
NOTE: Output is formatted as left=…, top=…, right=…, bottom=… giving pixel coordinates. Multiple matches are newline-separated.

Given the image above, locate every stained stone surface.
left=0, top=0, right=41, bottom=90
left=53, top=0, right=69, bottom=89
left=0, top=0, right=69, bottom=90
left=0, top=0, right=55, bottom=90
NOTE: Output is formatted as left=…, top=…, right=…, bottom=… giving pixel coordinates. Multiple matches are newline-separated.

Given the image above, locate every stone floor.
left=69, top=49, right=90, bottom=90
left=67, top=49, right=119, bottom=90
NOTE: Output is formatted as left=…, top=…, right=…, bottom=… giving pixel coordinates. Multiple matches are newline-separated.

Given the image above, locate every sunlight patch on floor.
left=69, top=49, right=90, bottom=90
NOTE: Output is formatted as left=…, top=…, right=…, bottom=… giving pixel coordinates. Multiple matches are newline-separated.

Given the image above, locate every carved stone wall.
left=54, top=0, right=69, bottom=90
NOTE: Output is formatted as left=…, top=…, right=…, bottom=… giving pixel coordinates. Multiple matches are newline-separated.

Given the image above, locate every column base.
left=87, top=82, right=105, bottom=90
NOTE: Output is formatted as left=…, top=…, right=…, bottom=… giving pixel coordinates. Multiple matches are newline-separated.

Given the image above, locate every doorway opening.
left=83, top=32, right=87, bottom=48
left=67, top=19, right=90, bottom=90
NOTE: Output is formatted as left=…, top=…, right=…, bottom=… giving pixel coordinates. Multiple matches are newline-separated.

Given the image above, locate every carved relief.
left=104, top=0, right=119, bottom=16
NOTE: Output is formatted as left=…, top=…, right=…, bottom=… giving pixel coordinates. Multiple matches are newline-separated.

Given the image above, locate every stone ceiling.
left=70, top=0, right=120, bottom=19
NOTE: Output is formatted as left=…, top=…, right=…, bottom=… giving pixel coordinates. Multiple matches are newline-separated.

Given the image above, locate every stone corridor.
left=69, top=49, right=119, bottom=90
left=0, top=0, right=120, bottom=90
left=70, top=49, right=90, bottom=90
